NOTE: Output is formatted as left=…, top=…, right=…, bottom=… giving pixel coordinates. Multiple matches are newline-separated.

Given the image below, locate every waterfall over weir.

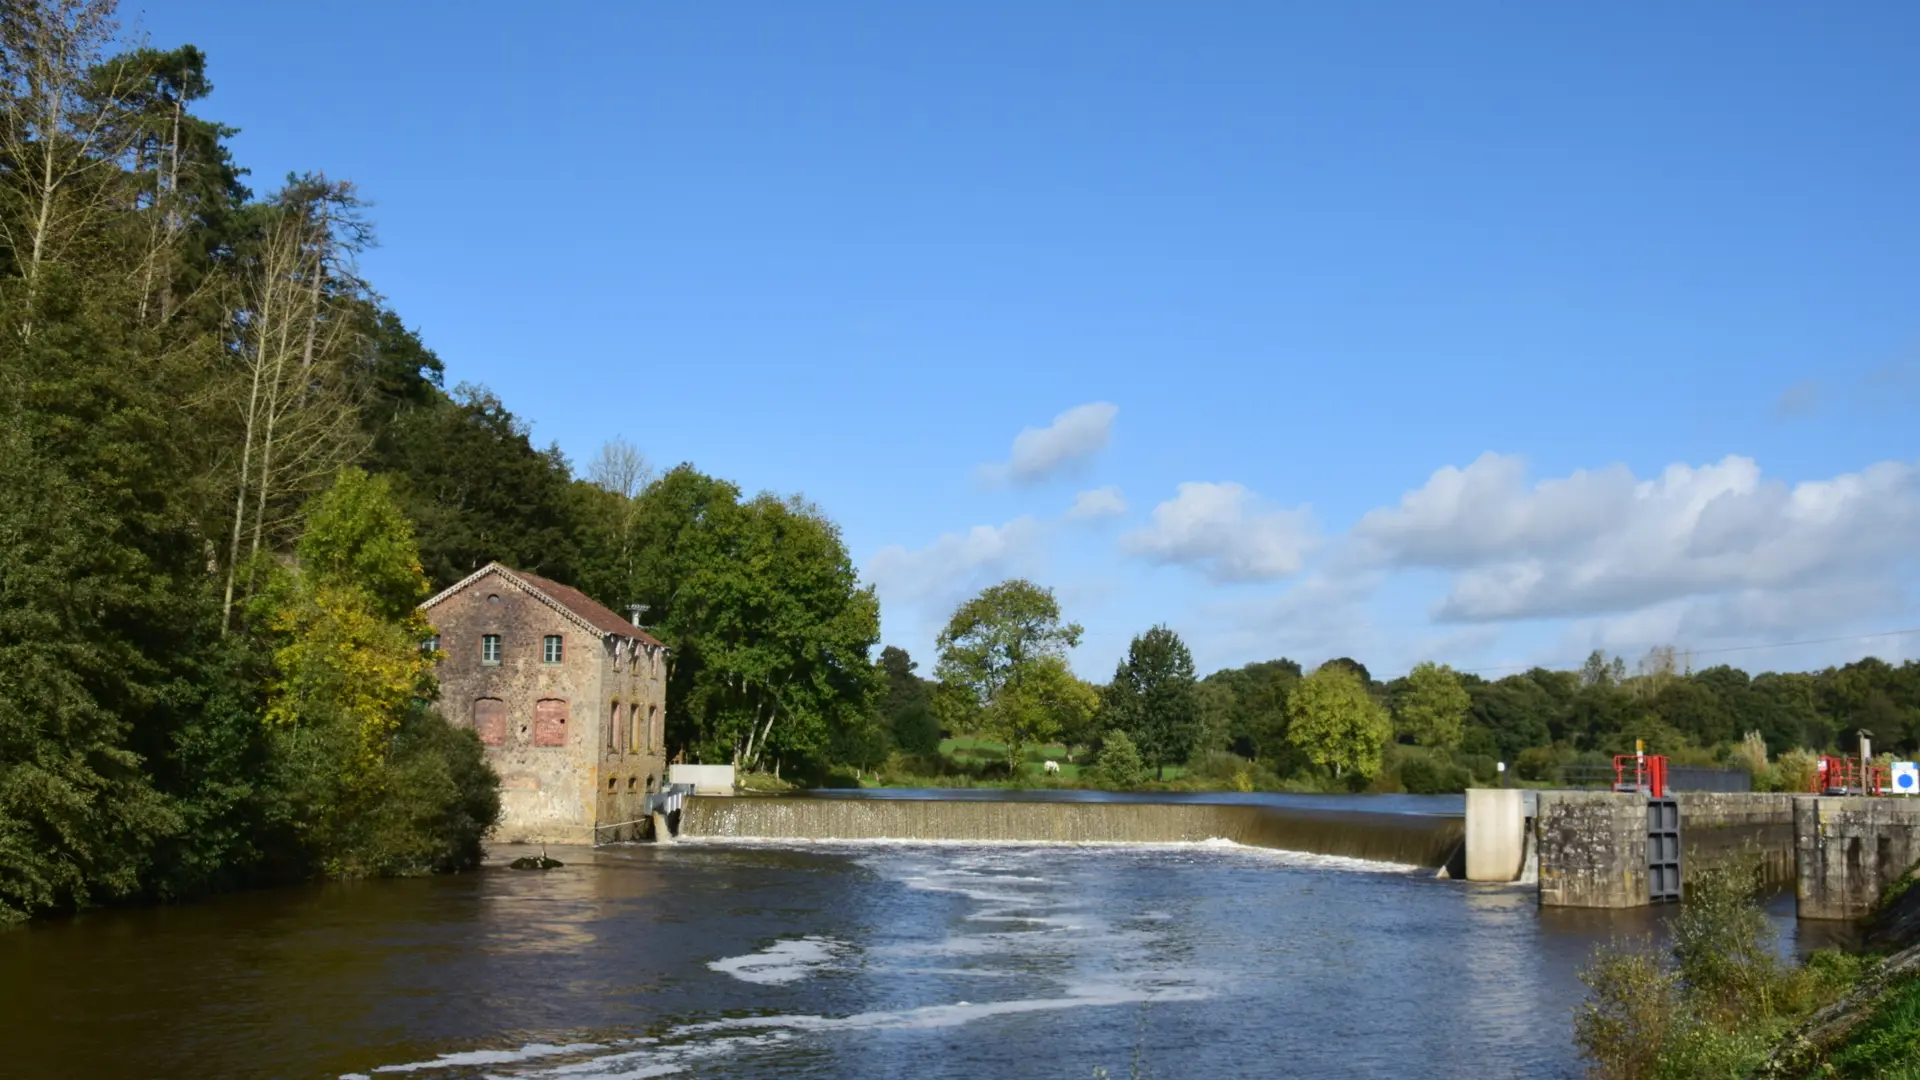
left=678, top=793, right=1466, bottom=868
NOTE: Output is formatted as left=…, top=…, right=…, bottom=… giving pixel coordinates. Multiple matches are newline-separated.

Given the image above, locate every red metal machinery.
left=1613, top=753, right=1669, bottom=798
left=1812, top=755, right=1886, bottom=796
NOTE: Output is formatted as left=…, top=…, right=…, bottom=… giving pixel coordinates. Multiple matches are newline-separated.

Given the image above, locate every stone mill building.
left=421, top=562, right=668, bottom=844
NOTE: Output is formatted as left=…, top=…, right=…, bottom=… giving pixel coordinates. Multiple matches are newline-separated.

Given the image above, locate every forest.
left=3, top=1, right=1915, bottom=925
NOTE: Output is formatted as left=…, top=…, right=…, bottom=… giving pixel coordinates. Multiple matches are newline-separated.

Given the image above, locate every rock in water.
left=509, top=855, right=563, bottom=870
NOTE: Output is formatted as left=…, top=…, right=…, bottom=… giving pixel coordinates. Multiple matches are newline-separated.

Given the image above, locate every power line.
left=1452, top=626, right=1920, bottom=677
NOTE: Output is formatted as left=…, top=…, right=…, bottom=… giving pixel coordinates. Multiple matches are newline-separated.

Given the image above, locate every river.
left=1, top=797, right=1832, bottom=1080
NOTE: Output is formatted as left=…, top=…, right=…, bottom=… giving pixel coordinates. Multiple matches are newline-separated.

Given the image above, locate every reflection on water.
left=0, top=840, right=1824, bottom=1080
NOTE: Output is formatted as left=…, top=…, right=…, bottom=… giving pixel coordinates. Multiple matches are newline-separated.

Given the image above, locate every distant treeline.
left=869, top=578, right=1916, bottom=795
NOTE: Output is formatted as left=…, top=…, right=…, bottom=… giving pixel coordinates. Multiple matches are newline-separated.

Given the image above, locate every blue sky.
left=135, top=1, right=1920, bottom=679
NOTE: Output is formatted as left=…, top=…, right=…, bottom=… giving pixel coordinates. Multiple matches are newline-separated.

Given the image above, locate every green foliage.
left=1090, top=730, right=1148, bottom=790
left=1574, top=941, right=1690, bottom=1080
left=1576, top=857, right=1869, bottom=1080
left=981, top=655, right=1098, bottom=774
left=1393, top=748, right=1472, bottom=794
left=620, top=470, right=880, bottom=771
left=1287, top=663, right=1393, bottom=780
left=1394, top=661, right=1470, bottom=750
left=1811, top=974, right=1920, bottom=1079
left=1671, top=859, right=1783, bottom=1025
left=379, top=383, right=581, bottom=589
left=1196, top=658, right=1299, bottom=764
left=1102, top=625, right=1202, bottom=778
left=935, top=579, right=1083, bottom=707
left=877, top=646, right=942, bottom=758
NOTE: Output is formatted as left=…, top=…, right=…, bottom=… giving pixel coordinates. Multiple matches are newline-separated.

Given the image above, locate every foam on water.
left=675, top=833, right=1424, bottom=872
left=706, top=936, right=846, bottom=985
left=342, top=843, right=1263, bottom=1079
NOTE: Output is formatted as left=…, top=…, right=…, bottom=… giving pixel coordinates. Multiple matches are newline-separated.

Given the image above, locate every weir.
left=678, top=794, right=1466, bottom=867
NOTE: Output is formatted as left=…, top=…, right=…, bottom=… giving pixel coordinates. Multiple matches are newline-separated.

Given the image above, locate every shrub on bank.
left=1575, top=857, right=1868, bottom=1080
left=1089, top=731, right=1148, bottom=790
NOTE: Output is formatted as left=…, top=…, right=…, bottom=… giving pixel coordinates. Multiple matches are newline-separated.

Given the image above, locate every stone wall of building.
left=1796, top=796, right=1920, bottom=921
left=1535, top=791, right=1649, bottom=908
left=429, top=574, right=603, bottom=844
left=593, top=638, right=669, bottom=842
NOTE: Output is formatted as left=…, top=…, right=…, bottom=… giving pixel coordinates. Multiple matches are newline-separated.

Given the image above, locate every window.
left=608, top=702, right=621, bottom=752
left=473, top=698, right=506, bottom=746
left=629, top=703, right=641, bottom=753
left=544, top=635, right=563, bottom=664
left=422, top=635, right=440, bottom=655
left=481, top=634, right=501, bottom=664
left=534, top=698, right=569, bottom=747
left=648, top=704, right=660, bottom=752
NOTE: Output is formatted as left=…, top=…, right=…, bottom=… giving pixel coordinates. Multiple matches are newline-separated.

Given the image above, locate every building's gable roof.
left=421, top=563, right=665, bottom=648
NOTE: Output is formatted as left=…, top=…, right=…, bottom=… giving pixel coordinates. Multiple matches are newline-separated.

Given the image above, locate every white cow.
left=1043, top=760, right=1061, bottom=775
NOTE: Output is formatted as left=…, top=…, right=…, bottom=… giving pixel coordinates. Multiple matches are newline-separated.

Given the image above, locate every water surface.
left=6, top=832, right=1835, bottom=1080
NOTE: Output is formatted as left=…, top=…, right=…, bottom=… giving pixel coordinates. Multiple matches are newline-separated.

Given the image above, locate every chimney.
left=627, top=603, right=650, bottom=628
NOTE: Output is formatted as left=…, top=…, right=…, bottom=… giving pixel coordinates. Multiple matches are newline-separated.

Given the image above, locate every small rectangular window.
left=544, top=634, right=563, bottom=664
left=423, top=635, right=440, bottom=655
left=482, top=634, right=501, bottom=664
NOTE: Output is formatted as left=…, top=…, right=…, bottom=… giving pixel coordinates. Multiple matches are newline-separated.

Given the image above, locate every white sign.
left=1891, top=762, right=1919, bottom=795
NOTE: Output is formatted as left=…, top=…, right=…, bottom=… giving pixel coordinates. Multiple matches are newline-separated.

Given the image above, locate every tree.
left=263, top=469, right=436, bottom=774
left=1287, top=662, right=1392, bottom=780
left=1394, top=661, right=1470, bottom=750
left=619, top=468, right=879, bottom=771
left=382, top=382, right=579, bottom=587
left=261, top=468, right=495, bottom=875
left=982, top=655, right=1097, bottom=775
left=1090, top=729, right=1147, bottom=790
left=0, top=0, right=140, bottom=316
left=935, top=579, right=1083, bottom=710
left=1102, top=625, right=1201, bottom=779
left=0, top=414, right=178, bottom=920
left=217, top=179, right=372, bottom=630
left=877, top=646, right=940, bottom=758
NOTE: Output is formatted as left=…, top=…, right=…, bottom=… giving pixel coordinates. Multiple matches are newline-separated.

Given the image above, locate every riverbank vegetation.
left=1573, top=856, right=1920, bottom=1079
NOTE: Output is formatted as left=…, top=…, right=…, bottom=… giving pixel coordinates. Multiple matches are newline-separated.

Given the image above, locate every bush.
left=1574, top=940, right=1688, bottom=1080
left=1455, top=753, right=1499, bottom=785
left=1671, top=859, right=1782, bottom=1025
left=1575, top=854, right=1866, bottom=1080
left=1515, top=744, right=1566, bottom=782
left=1090, top=731, right=1147, bottom=790
left=1190, top=750, right=1257, bottom=791
left=1767, top=748, right=1819, bottom=794
left=1397, top=750, right=1471, bottom=794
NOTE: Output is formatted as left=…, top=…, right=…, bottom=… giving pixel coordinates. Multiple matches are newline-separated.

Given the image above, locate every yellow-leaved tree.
left=262, top=468, right=494, bottom=875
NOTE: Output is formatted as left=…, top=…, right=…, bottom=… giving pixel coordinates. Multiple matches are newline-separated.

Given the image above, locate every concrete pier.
left=1535, top=791, right=1649, bottom=908
left=1465, top=789, right=1528, bottom=881
left=1796, top=796, right=1920, bottom=920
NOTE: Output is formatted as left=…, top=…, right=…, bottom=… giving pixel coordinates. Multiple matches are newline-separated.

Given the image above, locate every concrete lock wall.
left=1796, top=796, right=1920, bottom=921
left=1535, top=791, right=1649, bottom=908
left=669, top=764, right=736, bottom=796
left=1466, top=789, right=1527, bottom=882
left=1672, top=792, right=1796, bottom=887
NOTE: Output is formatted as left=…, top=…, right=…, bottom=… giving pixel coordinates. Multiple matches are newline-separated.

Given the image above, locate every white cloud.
left=865, top=517, right=1048, bottom=607
left=1121, top=481, right=1318, bottom=583
left=1066, top=485, right=1127, bottom=521
left=1351, top=452, right=1920, bottom=623
left=982, top=402, right=1118, bottom=485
